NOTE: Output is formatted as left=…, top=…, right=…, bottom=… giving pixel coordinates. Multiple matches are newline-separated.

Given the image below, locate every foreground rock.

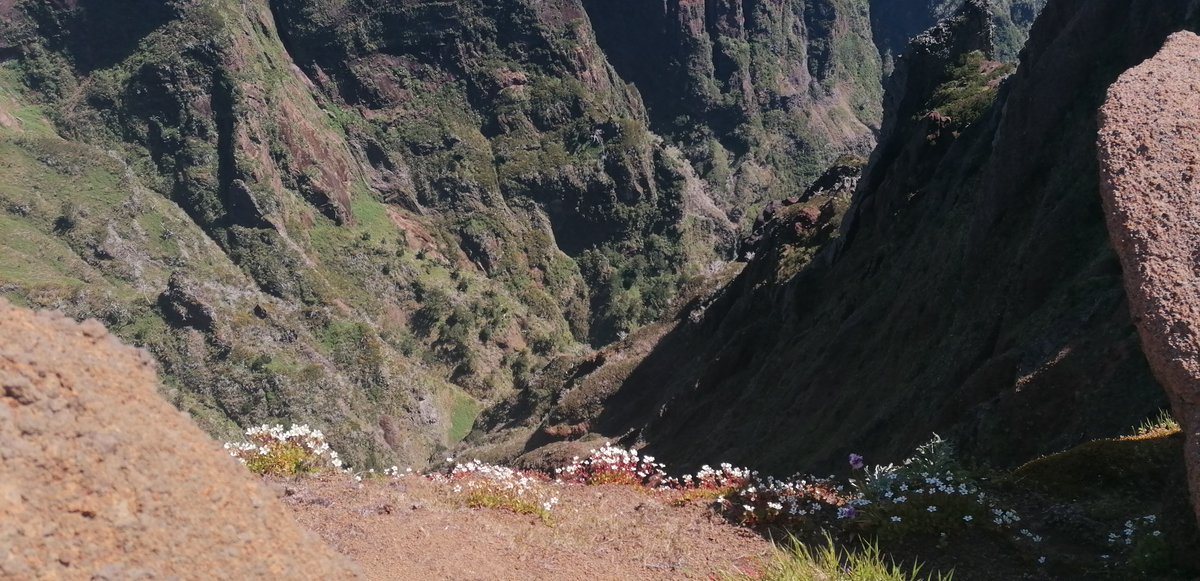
left=0, top=299, right=360, bottom=579
left=1098, top=31, right=1200, bottom=525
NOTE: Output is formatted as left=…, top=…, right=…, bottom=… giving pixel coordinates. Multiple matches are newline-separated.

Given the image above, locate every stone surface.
left=0, top=299, right=361, bottom=579
left=1098, top=31, right=1200, bottom=525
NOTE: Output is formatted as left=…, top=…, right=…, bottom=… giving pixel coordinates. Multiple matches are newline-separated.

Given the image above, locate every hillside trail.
left=280, top=474, right=773, bottom=580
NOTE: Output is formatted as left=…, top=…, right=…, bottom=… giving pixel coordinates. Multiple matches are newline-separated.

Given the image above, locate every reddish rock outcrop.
left=0, top=299, right=360, bottom=579
left=1098, top=31, right=1200, bottom=525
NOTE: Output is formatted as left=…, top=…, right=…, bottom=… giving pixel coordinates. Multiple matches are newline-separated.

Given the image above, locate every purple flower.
left=849, top=453, right=865, bottom=470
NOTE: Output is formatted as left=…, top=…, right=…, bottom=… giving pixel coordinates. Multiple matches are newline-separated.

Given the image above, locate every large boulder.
left=0, top=299, right=361, bottom=578
left=1098, top=31, right=1200, bottom=525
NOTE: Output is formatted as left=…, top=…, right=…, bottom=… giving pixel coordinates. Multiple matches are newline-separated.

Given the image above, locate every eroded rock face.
left=1098, top=31, right=1200, bottom=525
left=0, top=299, right=360, bottom=579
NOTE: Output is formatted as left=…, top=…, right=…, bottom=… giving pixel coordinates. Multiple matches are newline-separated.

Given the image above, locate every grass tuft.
left=1127, top=409, right=1181, bottom=440
left=730, top=535, right=950, bottom=581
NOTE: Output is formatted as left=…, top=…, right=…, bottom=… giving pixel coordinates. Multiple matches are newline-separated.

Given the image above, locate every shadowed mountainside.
left=466, top=0, right=1200, bottom=477
left=614, top=0, right=1198, bottom=473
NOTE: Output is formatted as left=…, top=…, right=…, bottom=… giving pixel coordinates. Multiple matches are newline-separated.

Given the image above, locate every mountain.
left=462, top=0, right=1200, bottom=476
left=0, top=0, right=1008, bottom=469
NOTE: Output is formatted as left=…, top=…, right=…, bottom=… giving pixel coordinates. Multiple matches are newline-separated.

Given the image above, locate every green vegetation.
left=1131, top=409, right=1181, bottom=439
left=925, top=51, right=1015, bottom=128
left=445, top=388, right=483, bottom=443
left=0, top=4, right=512, bottom=470
left=733, top=536, right=950, bottom=581
left=225, top=423, right=344, bottom=477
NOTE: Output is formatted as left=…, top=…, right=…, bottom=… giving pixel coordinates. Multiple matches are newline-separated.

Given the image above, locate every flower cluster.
left=382, top=465, right=412, bottom=477
left=670, top=462, right=754, bottom=504
left=856, top=466, right=993, bottom=535
left=447, top=460, right=559, bottom=520
left=224, top=423, right=343, bottom=476
left=1101, top=514, right=1171, bottom=574
left=716, top=473, right=853, bottom=529
left=1107, top=515, right=1161, bottom=546
left=689, top=463, right=754, bottom=490
left=554, top=443, right=669, bottom=487
left=848, top=435, right=1027, bottom=541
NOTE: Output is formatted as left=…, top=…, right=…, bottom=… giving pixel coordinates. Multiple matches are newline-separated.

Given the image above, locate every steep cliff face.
left=577, top=0, right=1047, bottom=226
left=870, top=0, right=1048, bottom=71
left=263, top=0, right=741, bottom=344
left=3, top=0, right=512, bottom=469
left=503, top=0, right=1198, bottom=475
left=582, top=0, right=883, bottom=216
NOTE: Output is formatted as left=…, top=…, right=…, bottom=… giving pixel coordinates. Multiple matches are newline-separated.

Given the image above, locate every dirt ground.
left=0, top=299, right=359, bottom=579
left=280, top=474, right=774, bottom=581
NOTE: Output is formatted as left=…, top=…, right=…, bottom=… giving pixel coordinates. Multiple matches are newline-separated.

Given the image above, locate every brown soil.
left=0, top=299, right=360, bottom=579
left=281, top=474, right=773, bottom=581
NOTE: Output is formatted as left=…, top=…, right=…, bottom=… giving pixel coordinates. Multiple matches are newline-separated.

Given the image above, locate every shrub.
left=924, top=51, right=1014, bottom=129
left=445, top=460, right=559, bottom=522
left=714, top=472, right=852, bottom=530
left=224, top=424, right=343, bottom=476
left=851, top=435, right=992, bottom=537
left=848, top=436, right=1039, bottom=546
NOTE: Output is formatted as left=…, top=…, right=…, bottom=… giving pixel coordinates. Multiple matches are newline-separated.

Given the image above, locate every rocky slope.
left=477, top=0, right=1200, bottom=476
left=1098, top=30, right=1200, bottom=526
left=0, top=299, right=359, bottom=579
left=4, top=302, right=1192, bottom=580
